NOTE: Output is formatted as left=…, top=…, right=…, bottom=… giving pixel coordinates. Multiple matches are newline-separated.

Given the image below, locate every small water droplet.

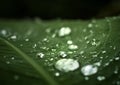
left=36, top=52, right=45, bottom=58
left=6, top=61, right=10, bottom=64
left=20, top=44, right=23, bottom=47
left=81, top=65, right=98, bottom=76
left=33, top=44, right=37, bottom=48
left=55, top=72, right=60, bottom=77
left=68, top=44, right=78, bottom=50
left=10, top=35, right=17, bottom=40
left=84, top=36, right=88, bottom=40
left=94, top=62, right=101, bottom=66
left=92, top=54, right=98, bottom=58
left=58, top=27, right=71, bottom=37
left=97, top=76, right=106, bottom=81
left=14, top=75, right=19, bottom=80
left=115, top=57, right=120, bottom=61
left=25, top=38, right=29, bottom=41
left=1, top=30, right=7, bottom=36
left=55, top=59, right=79, bottom=72
left=59, top=51, right=67, bottom=58
left=102, top=51, right=106, bottom=54
left=114, top=67, right=119, bottom=74
left=86, top=41, right=90, bottom=44
left=46, top=28, right=51, bottom=33
left=88, top=23, right=93, bottom=28
left=11, top=57, right=15, bottom=60
left=91, top=41, right=96, bottom=46
left=67, top=40, right=73, bottom=45
left=85, top=77, right=89, bottom=80
left=80, top=51, right=84, bottom=55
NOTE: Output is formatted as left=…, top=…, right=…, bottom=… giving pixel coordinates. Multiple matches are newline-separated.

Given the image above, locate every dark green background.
left=0, top=0, right=120, bottom=19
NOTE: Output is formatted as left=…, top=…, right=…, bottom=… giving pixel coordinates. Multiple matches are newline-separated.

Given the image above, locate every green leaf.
left=0, top=16, right=120, bottom=85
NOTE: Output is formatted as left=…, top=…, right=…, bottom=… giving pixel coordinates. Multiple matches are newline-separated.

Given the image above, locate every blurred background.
left=0, top=0, right=120, bottom=20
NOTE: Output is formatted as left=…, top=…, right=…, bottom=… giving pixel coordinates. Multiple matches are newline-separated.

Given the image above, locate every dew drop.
left=58, top=27, right=71, bottom=37
left=94, top=62, right=101, bottom=66
left=6, top=61, right=10, bottom=64
left=80, top=51, right=84, bottom=55
left=33, top=44, right=37, bottom=48
left=11, top=57, right=15, bottom=60
left=10, top=35, right=17, bottom=40
left=91, top=41, right=96, bottom=46
left=1, top=30, right=7, bottom=36
left=36, top=52, right=45, bottom=58
left=59, top=51, right=67, bottom=58
left=81, top=65, right=98, bottom=76
left=55, top=72, right=60, bottom=77
left=14, top=75, right=19, bottom=80
left=85, top=77, right=89, bottom=80
left=68, top=44, right=78, bottom=50
left=115, top=57, right=120, bottom=61
left=55, top=59, right=79, bottom=72
left=25, top=38, right=29, bottom=41
left=102, top=51, right=106, bottom=54
left=97, top=76, right=106, bottom=81
left=88, top=23, right=93, bottom=28
left=67, top=40, right=73, bottom=45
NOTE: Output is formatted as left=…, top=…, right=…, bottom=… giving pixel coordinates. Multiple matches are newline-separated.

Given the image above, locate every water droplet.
left=6, top=61, right=10, bottom=64
left=88, top=23, right=93, bottom=28
left=97, top=76, right=106, bottom=81
left=68, top=44, right=78, bottom=50
left=58, top=27, right=71, bottom=37
left=91, top=41, right=96, bottom=46
left=50, top=58, right=54, bottom=61
left=14, top=75, right=19, bottom=80
left=86, top=41, right=90, bottom=44
left=104, top=62, right=109, bottom=66
left=84, top=36, right=88, bottom=40
left=102, top=51, right=106, bottom=54
left=11, top=57, right=15, bottom=60
left=80, top=51, right=84, bottom=55
left=43, top=38, right=48, bottom=42
left=55, top=72, right=60, bottom=77
left=67, top=40, right=73, bottom=45
left=25, top=38, right=29, bottom=41
left=33, top=44, right=37, bottom=48
left=36, top=52, right=45, bottom=58
left=94, top=62, right=101, bottom=66
left=46, top=28, right=51, bottom=33
left=20, top=44, right=23, bottom=47
left=55, top=59, right=79, bottom=72
left=92, top=54, right=98, bottom=58
left=115, top=57, right=120, bottom=61
left=85, top=77, right=89, bottom=80
left=81, top=65, right=98, bottom=76
left=10, top=35, right=17, bottom=40
left=59, top=51, right=67, bottom=58
left=114, top=67, right=119, bottom=74
left=1, top=30, right=7, bottom=36
left=83, top=29, right=87, bottom=32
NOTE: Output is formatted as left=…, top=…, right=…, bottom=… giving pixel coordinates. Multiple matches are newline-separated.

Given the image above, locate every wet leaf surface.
left=0, top=16, right=120, bottom=85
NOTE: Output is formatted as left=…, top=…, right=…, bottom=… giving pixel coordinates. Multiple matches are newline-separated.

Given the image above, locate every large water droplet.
left=55, top=59, right=79, bottom=72
left=81, top=65, right=98, bottom=76
left=58, top=27, right=71, bottom=37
